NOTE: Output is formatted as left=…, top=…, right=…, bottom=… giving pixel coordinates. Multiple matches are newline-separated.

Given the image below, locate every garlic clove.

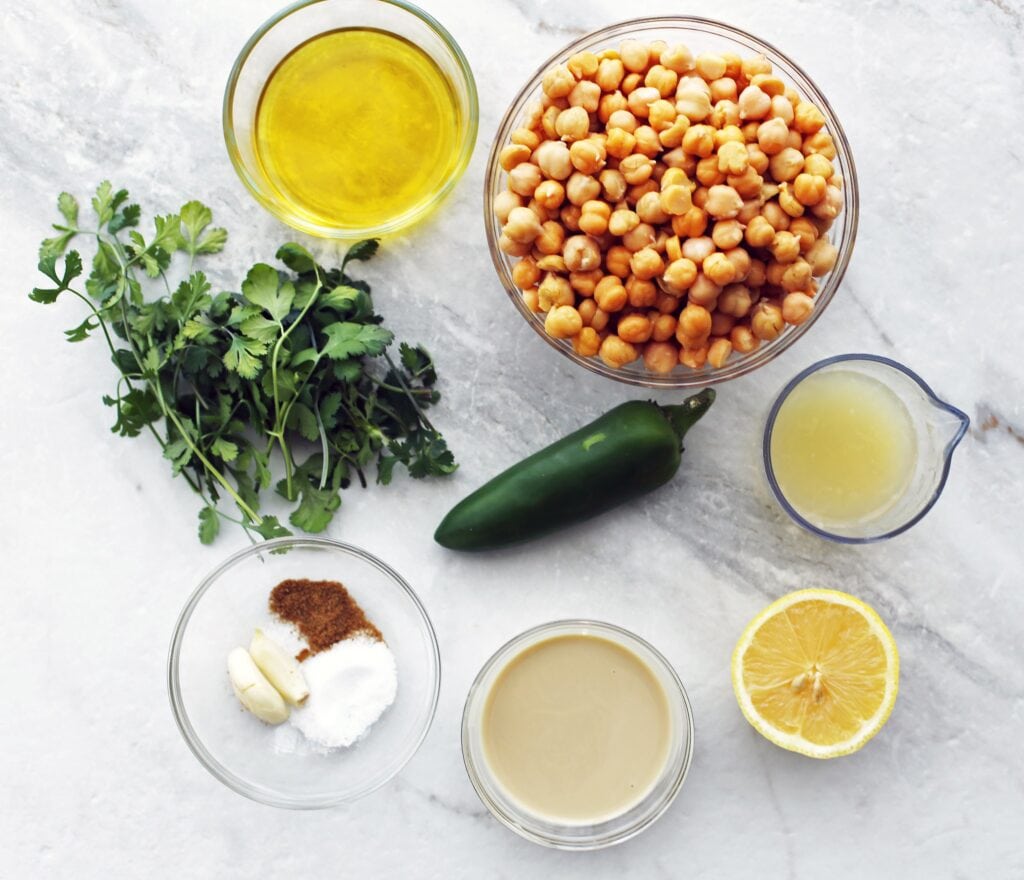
left=227, top=647, right=290, bottom=724
left=250, top=629, right=310, bottom=706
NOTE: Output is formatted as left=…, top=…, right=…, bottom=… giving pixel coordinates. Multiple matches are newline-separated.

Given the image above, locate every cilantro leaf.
left=321, top=322, right=393, bottom=359
left=241, top=263, right=295, bottom=321
left=198, top=507, right=221, bottom=544
left=58, top=192, right=79, bottom=225
left=342, top=238, right=379, bottom=267
left=224, top=334, right=267, bottom=378
left=276, top=242, right=317, bottom=275
left=64, top=315, right=98, bottom=342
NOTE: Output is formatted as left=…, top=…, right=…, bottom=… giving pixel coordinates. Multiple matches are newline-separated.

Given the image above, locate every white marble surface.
left=2, top=0, right=1023, bottom=876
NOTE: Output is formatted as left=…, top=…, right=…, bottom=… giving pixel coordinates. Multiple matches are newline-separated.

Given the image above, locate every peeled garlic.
left=227, top=647, right=289, bottom=724
left=250, top=629, right=310, bottom=706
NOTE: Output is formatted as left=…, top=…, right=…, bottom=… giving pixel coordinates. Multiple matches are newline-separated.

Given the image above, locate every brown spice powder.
left=269, top=578, right=382, bottom=654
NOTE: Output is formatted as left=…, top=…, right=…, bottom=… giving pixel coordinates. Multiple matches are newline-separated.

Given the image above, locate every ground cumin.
left=269, top=578, right=382, bottom=654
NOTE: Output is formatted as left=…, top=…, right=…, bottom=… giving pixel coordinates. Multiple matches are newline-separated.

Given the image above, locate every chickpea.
left=737, top=197, right=762, bottom=224
left=802, top=130, right=837, bottom=159
left=577, top=298, right=598, bottom=324
left=677, top=303, right=713, bottom=340
left=502, top=206, right=543, bottom=244
left=608, top=209, right=640, bottom=237
left=599, top=169, right=627, bottom=204
left=493, top=189, right=524, bottom=224
left=542, top=64, right=575, bottom=99
left=761, top=200, right=790, bottom=231
left=707, top=337, right=732, bottom=369
left=499, top=144, right=533, bottom=171
left=595, top=57, right=625, bottom=92
left=544, top=304, right=583, bottom=339
left=578, top=200, right=611, bottom=236
left=706, top=220, right=742, bottom=252
left=768, top=94, right=794, bottom=125
left=802, top=153, right=834, bottom=180
left=658, top=257, right=695, bottom=294
left=563, top=172, right=599, bottom=207
left=661, top=146, right=693, bottom=172
left=597, top=91, right=626, bottom=124
left=660, top=43, right=694, bottom=74
left=624, top=87, right=658, bottom=120
left=512, top=256, right=541, bottom=290
left=764, top=259, right=786, bottom=287
left=718, top=283, right=752, bottom=318
left=565, top=49, right=598, bottom=79
left=738, top=85, right=771, bottom=120
left=740, top=121, right=761, bottom=142
left=633, top=125, right=662, bottom=157
left=730, top=323, right=760, bottom=353
left=785, top=128, right=803, bottom=150
left=657, top=116, right=691, bottom=149
left=767, top=230, right=800, bottom=264
left=677, top=235, right=712, bottom=264
left=605, top=245, right=633, bottom=278
left=535, top=220, right=566, bottom=255
left=769, top=149, right=803, bottom=186
left=727, top=165, right=763, bottom=199
left=782, top=291, right=814, bottom=325
left=756, top=117, right=789, bottom=156
left=687, top=272, right=720, bottom=308
left=806, top=236, right=838, bottom=276
left=560, top=204, right=582, bottom=232
left=641, top=100, right=675, bottom=134
left=560, top=234, right=601, bottom=273
left=672, top=206, right=708, bottom=238
left=622, top=221, right=656, bottom=252
left=696, top=155, right=726, bottom=187
left=629, top=247, right=665, bottom=281
left=572, top=326, right=601, bottom=357
left=811, top=185, right=843, bottom=221
left=567, top=81, right=600, bottom=115
left=633, top=190, right=668, bottom=225
left=533, top=180, right=566, bottom=212
left=640, top=65, right=675, bottom=99
left=619, top=154, right=655, bottom=185
left=511, top=127, right=542, bottom=150
left=598, top=334, right=638, bottom=368
left=653, top=183, right=689, bottom=217
left=522, top=286, right=540, bottom=312
left=680, top=341, right=709, bottom=370
left=777, top=183, right=805, bottom=218
left=740, top=53, right=772, bottom=80
left=708, top=100, right=738, bottom=130
left=709, top=77, right=738, bottom=104
left=570, top=268, right=603, bottom=297
left=538, top=273, right=574, bottom=310
left=620, top=39, right=650, bottom=73
left=626, top=275, right=659, bottom=307
left=593, top=275, right=627, bottom=312
left=713, top=141, right=746, bottom=177
left=508, top=163, right=542, bottom=196
left=655, top=291, right=680, bottom=314
left=605, top=127, right=638, bottom=159
left=781, top=259, right=812, bottom=292
left=747, top=258, right=767, bottom=288
left=676, top=90, right=712, bottom=122
left=522, top=99, right=544, bottom=131
left=615, top=313, right=652, bottom=344
left=695, top=52, right=727, bottom=81
left=541, top=105, right=560, bottom=139
left=680, top=124, right=714, bottom=158
left=651, top=313, right=678, bottom=342
left=788, top=216, right=818, bottom=251
left=704, top=184, right=744, bottom=219
left=794, top=101, right=826, bottom=134
left=643, top=340, right=678, bottom=374
left=590, top=307, right=610, bottom=332
left=703, top=251, right=736, bottom=286
left=710, top=311, right=735, bottom=336
left=555, top=106, right=590, bottom=143
left=791, top=172, right=826, bottom=207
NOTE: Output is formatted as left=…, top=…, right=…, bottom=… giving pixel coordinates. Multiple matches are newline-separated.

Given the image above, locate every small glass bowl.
left=462, top=620, right=694, bottom=850
left=763, top=354, right=970, bottom=543
left=224, top=0, right=478, bottom=239
left=484, top=17, right=859, bottom=387
left=168, top=537, right=440, bottom=808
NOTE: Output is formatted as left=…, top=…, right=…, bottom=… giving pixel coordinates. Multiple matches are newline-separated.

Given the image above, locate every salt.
left=286, top=635, right=398, bottom=751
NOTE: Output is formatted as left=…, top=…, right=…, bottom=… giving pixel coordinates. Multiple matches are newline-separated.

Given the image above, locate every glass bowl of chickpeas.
left=485, top=17, right=858, bottom=386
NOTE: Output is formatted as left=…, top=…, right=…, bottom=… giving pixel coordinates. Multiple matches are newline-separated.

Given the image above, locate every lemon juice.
left=254, top=28, right=462, bottom=231
left=769, top=369, right=917, bottom=526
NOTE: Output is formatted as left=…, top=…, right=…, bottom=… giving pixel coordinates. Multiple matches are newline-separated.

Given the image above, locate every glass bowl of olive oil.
left=763, top=354, right=970, bottom=543
left=224, top=0, right=478, bottom=239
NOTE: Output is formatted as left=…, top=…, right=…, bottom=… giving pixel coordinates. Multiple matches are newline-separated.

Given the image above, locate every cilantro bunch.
left=31, top=183, right=456, bottom=543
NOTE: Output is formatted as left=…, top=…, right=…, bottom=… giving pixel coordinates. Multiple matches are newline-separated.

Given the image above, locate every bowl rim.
left=167, top=536, right=441, bottom=809
left=762, top=353, right=971, bottom=544
left=223, top=0, right=480, bottom=239
left=461, top=618, right=695, bottom=849
left=483, top=15, right=860, bottom=388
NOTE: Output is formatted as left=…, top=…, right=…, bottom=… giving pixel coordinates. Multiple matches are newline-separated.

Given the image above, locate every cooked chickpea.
left=676, top=89, right=712, bottom=122
left=564, top=172, right=600, bottom=206
left=811, top=184, right=843, bottom=221
left=625, top=86, right=660, bottom=119
left=572, top=326, right=601, bottom=357
left=718, top=283, right=752, bottom=318
left=560, top=204, right=582, bottom=232
left=696, top=155, right=726, bottom=187
left=608, top=209, right=640, bottom=237
left=541, top=105, right=560, bottom=139
left=636, top=190, right=670, bottom=225
left=687, top=272, right=720, bottom=307
left=512, top=257, right=541, bottom=289
left=777, top=183, right=805, bottom=218
left=590, top=307, right=610, bottom=332
left=629, top=247, right=665, bottom=280
left=768, top=147, right=804, bottom=183
left=567, top=140, right=604, bottom=176
left=784, top=128, right=803, bottom=150
left=606, top=128, right=638, bottom=159
left=578, top=200, right=611, bottom=236
left=625, top=275, right=658, bottom=308
left=532, top=142, right=570, bottom=181
left=761, top=200, right=790, bottom=231
left=545, top=304, right=583, bottom=339
left=640, top=340, right=676, bottom=373
left=503, top=206, right=543, bottom=244
left=619, top=154, right=655, bottom=185
left=522, top=286, right=540, bottom=312
left=566, top=50, right=599, bottom=79
left=568, top=80, right=601, bottom=114
left=619, top=39, right=650, bottom=73
left=658, top=257, right=695, bottom=294
left=704, top=184, right=744, bottom=219
left=542, top=64, right=575, bottom=99
left=555, top=106, right=591, bottom=143
left=533, top=180, right=566, bottom=212
left=493, top=189, right=524, bottom=224
left=710, top=311, right=735, bottom=337
left=737, top=197, right=762, bottom=224
left=677, top=303, right=713, bottom=340
left=747, top=258, right=767, bottom=288
left=794, top=101, right=826, bottom=134
left=593, top=275, right=627, bottom=312
left=499, top=143, right=533, bottom=171
left=632, top=125, right=661, bottom=158
left=792, top=172, right=827, bottom=207
left=615, top=313, right=652, bottom=344
left=769, top=94, right=794, bottom=124
left=727, top=165, right=763, bottom=199
left=707, top=337, right=732, bottom=368
left=730, top=323, right=760, bottom=353
left=651, top=313, right=678, bottom=341
left=737, top=85, right=771, bottom=120
left=780, top=259, right=812, bottom=292
left=678, top=235, right=713, bottom=265
left=709, top=219, right=743, bottom=251
left=605, top=245, right=633, bottom=278
left=725, top=246, right=752, bottom=281
left=679, top=342, right=709, bottom=370
left=756, top=117, right=789, bottom=156
left=680, top=124, right=714, bottom=158
left=656, top=116, right=690, bottom=149
left=577, top=298, right=598, bottom=325
left=672, top=206, right=708, bottom=238
left=788, top=216, right=818, bottom=251
left=570, top=268, right=603, bottom=297
left=768, top=230, right=800, bottom=263
left=806, top=237, right=838, bottom=276
left=599, top=334, right=639, bottom=368
left=660, top=43, right=694, bottom=74
left=642, top=65, right=676, bottom=98
left=561, top=234, right=602, bottom=272
left=802, top=153, right=834, bottom=179
left=714, top=141, right=746, bottom=177
left=535, top=220, right=566, bottom=255
left=802, top=130, right=837, bottom=159
left=538, top=273, right=574, bottom=310
left=782, top=291, right=814, bottom=325
left=508, top=162, right=542, bottom=196
left=701, top=251, right=735, bottom=286
left=694, top=52, right=727, bottom=81
left=511, top=127, right=541, bottom=150
left=621, top=221, right=656, bottom=253
left=750, top=300, right=784, bottom=340
left=595, top=56, right=625, bottom=92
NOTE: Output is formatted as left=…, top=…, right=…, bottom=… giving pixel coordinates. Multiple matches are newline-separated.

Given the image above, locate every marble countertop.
left=2, top=0, right=1022, bottom=876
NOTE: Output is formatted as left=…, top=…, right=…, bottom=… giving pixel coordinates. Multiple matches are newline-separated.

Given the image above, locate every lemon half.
left=731, top=589, right=899, bottom=759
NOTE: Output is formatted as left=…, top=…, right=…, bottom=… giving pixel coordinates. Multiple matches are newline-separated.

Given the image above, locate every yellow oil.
left=254, top=28, right=462, bottom=231
left=769, top=370, right=917, bottom=526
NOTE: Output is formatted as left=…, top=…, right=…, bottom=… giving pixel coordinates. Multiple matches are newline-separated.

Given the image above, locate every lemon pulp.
left=254, top=28, right=462, bottom=230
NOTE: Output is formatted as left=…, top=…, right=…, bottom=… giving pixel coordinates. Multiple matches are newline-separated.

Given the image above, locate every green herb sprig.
left=32, top=183, right=456, bottom=543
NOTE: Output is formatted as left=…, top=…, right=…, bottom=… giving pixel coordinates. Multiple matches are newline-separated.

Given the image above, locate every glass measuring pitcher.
left=763, top=354, right=970, bottom=543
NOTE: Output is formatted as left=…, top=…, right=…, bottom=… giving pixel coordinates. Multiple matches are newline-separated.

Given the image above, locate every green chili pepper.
left=434, top=388, right=715, bottom=551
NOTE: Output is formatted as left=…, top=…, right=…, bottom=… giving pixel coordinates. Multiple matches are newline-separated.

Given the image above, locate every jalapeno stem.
left=661, top=388, right=716, bottom=448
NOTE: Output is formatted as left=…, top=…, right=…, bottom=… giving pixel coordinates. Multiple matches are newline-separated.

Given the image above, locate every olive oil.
left=769, top=370, right=917, bottom=526
left=254, top=28, right=462, bottom=231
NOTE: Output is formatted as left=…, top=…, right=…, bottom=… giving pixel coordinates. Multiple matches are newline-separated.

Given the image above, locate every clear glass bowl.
left=462, top=620, right=694, bottom=849
left=763, top=354, right=970, bottom=542
left=224, top=0, right=478, bottom=239
left=168, top=537, right=440, bottom=808
left=484, top=17, right=859, bottom=387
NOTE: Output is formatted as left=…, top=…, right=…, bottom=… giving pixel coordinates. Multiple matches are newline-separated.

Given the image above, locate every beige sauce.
left=481, top=634, right=672, bottom=824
